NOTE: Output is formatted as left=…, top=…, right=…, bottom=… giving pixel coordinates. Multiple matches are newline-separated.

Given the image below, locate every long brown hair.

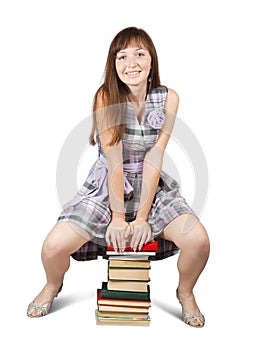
left=89, top=27, right=161, bottom=146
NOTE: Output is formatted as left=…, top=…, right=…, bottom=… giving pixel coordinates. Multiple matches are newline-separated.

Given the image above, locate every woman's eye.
left=118, top=55, right=126, bottom=60
left=137, top=53, right=145, bottom=57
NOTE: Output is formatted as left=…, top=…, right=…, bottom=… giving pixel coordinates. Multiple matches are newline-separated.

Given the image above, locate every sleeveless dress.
left=58, top=85, right=195, bottom=261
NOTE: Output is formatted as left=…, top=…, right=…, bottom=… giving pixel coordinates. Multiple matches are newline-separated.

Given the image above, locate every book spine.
left=101, top=283, right=150, bottom=301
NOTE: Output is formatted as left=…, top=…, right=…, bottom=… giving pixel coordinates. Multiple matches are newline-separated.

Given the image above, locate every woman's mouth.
left=126, top=71, right=141, bottom=76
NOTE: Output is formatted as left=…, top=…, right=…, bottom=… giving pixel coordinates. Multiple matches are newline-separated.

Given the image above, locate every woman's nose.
left=127, top=56, right=137, bottom=67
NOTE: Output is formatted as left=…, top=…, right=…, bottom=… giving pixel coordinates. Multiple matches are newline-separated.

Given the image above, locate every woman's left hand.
left=129, top=218, right=153, bottom=251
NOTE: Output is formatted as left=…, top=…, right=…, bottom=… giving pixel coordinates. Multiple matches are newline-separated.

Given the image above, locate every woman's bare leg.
left=27, top=222, right=93, bottom=316
left=161, top=214, right=210, bottom=326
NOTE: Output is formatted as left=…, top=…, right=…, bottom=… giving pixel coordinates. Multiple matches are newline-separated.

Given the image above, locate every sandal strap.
left=183, top=310, right=205, bottom=327
left=27, top=300, right=53, bottom=317
left=27, top=283, right=63, bottom=318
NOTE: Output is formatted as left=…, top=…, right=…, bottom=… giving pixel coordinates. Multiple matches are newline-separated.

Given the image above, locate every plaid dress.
left=58, top=85, right=195, bottom=261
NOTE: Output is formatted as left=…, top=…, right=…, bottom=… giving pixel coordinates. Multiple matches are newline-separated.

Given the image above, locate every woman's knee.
left=41, top=232, right=65, bottom=260
left=163, top=216, right=210, bottom=256
left=191, top=224, right=210, bottom=257
left=41, top=222, right=89, bottom=260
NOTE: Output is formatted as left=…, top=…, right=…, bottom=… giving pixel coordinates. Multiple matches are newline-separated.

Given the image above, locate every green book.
left=101, top=282, right=150, bottom=301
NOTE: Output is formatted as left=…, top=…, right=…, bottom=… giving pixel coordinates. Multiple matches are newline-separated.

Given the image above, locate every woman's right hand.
left=106, top=218, right=131, bottom=252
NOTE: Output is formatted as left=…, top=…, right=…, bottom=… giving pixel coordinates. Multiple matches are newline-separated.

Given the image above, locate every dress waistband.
left=63, top=154, right=138, bottom=209
left=99, top=154, right=143, bottom=174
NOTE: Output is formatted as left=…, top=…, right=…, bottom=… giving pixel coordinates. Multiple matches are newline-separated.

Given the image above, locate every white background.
left=1, top=0, right=265, bottom=349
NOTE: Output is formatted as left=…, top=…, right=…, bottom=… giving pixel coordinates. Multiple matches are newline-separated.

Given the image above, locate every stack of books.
left=95, top=240, right=158, bottom=326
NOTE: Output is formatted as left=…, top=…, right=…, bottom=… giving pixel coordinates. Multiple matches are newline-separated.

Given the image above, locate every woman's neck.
left=127, top=83, right=147, bottom=102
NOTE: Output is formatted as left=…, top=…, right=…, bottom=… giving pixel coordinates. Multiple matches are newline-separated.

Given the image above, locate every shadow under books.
left=153, top=298, right=182, bottom=321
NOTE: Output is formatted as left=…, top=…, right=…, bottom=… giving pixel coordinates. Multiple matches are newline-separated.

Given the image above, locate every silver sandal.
left=27, top=284, right=63, bottom=318
left=176, top=289, right=205, bottom=327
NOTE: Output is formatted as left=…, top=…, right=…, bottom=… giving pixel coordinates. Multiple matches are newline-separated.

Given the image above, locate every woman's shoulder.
left=166, top=87, right=179, bottom=104
left=165, top=87, right=179, bottom=114
left=150, top=85, right=179, bottom=105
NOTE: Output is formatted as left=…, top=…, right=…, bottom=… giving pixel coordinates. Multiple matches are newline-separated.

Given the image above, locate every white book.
left=106, top=251, right=155, bottom=256
left=107, top=254, right=151, bottom=261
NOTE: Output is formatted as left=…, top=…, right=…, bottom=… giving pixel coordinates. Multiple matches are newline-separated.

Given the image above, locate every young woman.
left=27, top=27, right=210, bottom=327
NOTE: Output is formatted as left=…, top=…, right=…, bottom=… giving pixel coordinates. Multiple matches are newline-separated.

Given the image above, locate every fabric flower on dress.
left=147, top=109, right=165, bottom=129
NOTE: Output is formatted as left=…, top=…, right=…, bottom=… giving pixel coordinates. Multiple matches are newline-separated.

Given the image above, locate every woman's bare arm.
left=95, top=92, right=130, bottom=251
left=130, top=89, right=179, bottom=250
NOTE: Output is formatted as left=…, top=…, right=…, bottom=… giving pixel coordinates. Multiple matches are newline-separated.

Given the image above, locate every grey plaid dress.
left=58, top=85, right=195, bottom=261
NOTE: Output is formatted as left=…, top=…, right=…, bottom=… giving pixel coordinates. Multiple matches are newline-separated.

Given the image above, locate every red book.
left=107, top=240, right=158, bottom=252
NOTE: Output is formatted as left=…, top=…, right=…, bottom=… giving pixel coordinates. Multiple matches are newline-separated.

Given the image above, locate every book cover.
left=107, top=240, right=158, bottom=252
left=108, top=254, right=150, bottom=260
left=98, top=304, right=150, bottom=313
left=97, top=289, right=151, bottom=307
left=106, top=251, right=156, bottom=256
left=97, top=310, right=149, bottom=319
left=108, top=260, right=151, bottom=268
left=107, top=280, right=149, bottom=292
left=96, top=310, right=149, bottom=320
left=108, top=267, right=150, bottom=281
left=101, top=282, right=150, bottom=301
left=95, top=310, right=150, bottom=326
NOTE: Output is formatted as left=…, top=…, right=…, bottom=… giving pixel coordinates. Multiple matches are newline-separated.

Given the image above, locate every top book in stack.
left=106, top=240, right=158, bottom=259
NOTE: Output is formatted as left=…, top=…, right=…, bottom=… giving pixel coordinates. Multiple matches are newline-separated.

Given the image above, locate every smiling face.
left=115, top=44, right=152, bottom=90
